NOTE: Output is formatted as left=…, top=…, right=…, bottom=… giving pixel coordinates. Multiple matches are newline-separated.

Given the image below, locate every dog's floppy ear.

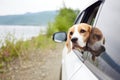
left=66, top=40, right=71, bottom=53
left=87, top=27, right=105, bottom=61
left=66, top=29, right=71, bottom=53
left=88, top=27, right=104, bottom=45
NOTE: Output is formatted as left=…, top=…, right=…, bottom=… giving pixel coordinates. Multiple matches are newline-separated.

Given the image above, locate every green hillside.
left=0, top=11, right=58, bottom=26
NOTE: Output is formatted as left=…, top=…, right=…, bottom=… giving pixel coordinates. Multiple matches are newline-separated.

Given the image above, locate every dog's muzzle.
left=71, top=37, right=85, bottom=51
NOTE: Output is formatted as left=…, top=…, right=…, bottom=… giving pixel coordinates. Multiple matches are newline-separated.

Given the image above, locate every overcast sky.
left=0, top=0, right=96, bottom=15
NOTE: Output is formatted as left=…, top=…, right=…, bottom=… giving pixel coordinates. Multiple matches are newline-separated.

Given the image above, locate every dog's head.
left=87, top=27, right=105, bottom=60
left=88, top=27, right=105, bottom=51
left=66, top=23, right=92, bottom=52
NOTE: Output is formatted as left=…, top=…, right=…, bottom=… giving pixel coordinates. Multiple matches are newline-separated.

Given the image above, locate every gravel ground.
left=0, top=44, right=63, bottom=80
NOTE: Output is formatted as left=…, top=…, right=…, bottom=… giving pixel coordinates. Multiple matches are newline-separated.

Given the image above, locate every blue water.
left=0, top=25, right=46, bottom=46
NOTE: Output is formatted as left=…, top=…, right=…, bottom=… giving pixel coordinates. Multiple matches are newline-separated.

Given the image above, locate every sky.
left=0, top=0, right=96, bottom=16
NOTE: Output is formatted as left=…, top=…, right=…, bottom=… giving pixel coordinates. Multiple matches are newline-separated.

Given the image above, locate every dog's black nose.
left=71, top=37, right=78, bottom=43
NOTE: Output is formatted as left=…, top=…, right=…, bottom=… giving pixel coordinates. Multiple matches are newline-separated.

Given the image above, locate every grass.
left=0, top=33, right=57, bottom=72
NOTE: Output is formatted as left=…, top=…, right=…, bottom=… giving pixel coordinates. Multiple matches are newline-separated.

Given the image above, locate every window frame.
left=74, top=0, right=104, bottom=26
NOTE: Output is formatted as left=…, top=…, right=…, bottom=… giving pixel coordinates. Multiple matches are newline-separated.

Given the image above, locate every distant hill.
left=0, top=11, right=58, bottom=26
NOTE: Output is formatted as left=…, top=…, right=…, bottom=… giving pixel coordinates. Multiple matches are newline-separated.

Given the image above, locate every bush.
left=47, top=8, right=79, bottom=37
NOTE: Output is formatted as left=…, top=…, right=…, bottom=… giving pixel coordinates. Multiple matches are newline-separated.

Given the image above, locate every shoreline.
left=0, top=25, right=47, bottom=47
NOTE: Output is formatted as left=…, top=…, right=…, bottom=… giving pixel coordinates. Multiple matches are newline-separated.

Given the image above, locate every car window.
left=74, top=1, right=103, bottom=25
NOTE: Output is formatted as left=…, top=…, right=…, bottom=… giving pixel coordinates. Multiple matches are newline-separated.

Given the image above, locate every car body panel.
left=62, top=47, right=98, bottom=80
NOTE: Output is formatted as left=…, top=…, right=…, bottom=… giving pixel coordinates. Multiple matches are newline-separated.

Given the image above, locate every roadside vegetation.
left=0, top=8, right=79, bottom=72
left=47, top=8, right=79, bottom=37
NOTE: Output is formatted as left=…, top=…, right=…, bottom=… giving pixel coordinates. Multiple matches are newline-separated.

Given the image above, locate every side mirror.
left=53, top=32, right=67, bottom=42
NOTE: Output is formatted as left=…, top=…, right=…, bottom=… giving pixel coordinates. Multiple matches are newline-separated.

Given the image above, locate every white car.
left=53, top=0, right=120, bottom=80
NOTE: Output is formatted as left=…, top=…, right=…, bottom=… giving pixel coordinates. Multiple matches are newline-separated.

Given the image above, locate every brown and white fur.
left=87, top=27, right=105, bottom=61
left=66, top=23, right=105, bottom=61
left=66, top=23, right=92, bottom=53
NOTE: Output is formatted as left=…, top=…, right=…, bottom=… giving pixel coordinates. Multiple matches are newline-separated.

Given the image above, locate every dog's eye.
left=80, top=29, right=86, bottom=33
left=70, top=32, right=73, bottom=35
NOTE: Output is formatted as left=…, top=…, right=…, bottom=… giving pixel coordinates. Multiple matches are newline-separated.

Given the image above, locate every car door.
left=75, top=0, right=120, bottom=79
left=62, top=0, right=106, bottom=80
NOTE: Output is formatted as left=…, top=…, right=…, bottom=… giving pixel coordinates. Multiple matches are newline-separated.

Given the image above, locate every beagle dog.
left=87, top=27, right=105, bottom=61
left=66, top=23, right=92, bottom=53
left=66, top=23, right=105, bottom=61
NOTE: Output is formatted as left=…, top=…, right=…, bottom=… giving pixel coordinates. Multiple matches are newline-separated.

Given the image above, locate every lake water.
left=0, top=25, right=47, bottom=46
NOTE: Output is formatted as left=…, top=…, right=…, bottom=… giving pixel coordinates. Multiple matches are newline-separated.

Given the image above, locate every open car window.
left=74, top=0, right=103, bottom=25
